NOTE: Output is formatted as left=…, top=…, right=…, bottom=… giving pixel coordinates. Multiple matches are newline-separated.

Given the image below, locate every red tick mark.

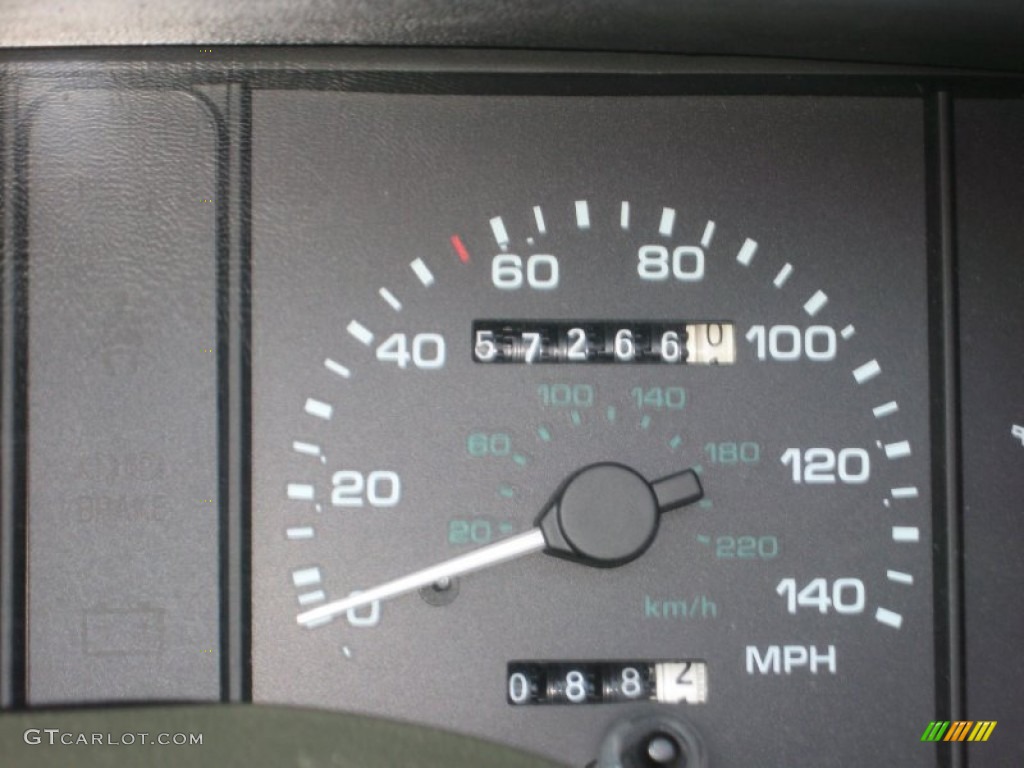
left=450, top=235, right=471, bottom=264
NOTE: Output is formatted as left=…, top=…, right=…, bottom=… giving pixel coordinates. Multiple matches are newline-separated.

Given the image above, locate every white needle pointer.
left=296, top=463, right=702, bottom=627
left=297, top=529, right=545, bottom=626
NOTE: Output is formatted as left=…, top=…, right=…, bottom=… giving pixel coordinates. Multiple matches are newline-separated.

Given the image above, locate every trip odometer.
left=251, top=93, right=934, bottom=768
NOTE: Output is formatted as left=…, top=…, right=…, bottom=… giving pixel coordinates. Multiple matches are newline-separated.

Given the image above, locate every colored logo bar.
left=921, top=721, right=997, bottom=742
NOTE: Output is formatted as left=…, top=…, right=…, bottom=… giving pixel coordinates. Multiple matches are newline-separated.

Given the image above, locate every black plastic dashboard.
left=0, top=5, right=1022, bottom=768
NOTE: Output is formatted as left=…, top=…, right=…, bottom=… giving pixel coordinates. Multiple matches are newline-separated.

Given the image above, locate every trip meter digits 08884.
left=252, top=94, right=935, bottom=767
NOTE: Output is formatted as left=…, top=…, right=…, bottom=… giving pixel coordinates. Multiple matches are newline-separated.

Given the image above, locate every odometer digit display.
left=472, top=320, right=736, bottom=364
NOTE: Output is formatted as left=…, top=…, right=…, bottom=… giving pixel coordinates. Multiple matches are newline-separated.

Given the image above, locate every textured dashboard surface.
left=956, top=98, right=1024, bottom=767
left=1, top=0, right=1023, bottom=73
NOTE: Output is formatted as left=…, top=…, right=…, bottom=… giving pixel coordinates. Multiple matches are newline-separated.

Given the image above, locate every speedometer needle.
left=296, top=463, right=702, bottom=627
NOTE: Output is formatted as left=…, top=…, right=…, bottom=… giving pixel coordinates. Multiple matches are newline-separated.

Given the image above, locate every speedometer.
left=252, top=92, right=936, bottom=766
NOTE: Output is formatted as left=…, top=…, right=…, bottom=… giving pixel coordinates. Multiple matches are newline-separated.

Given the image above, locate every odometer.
left=471, top=320, right=737, bottom=364
left=251, top=92, right=934, bottom=767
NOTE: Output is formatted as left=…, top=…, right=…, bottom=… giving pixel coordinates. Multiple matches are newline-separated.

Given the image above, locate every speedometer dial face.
left=252, top=92, right=936, bottom=766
